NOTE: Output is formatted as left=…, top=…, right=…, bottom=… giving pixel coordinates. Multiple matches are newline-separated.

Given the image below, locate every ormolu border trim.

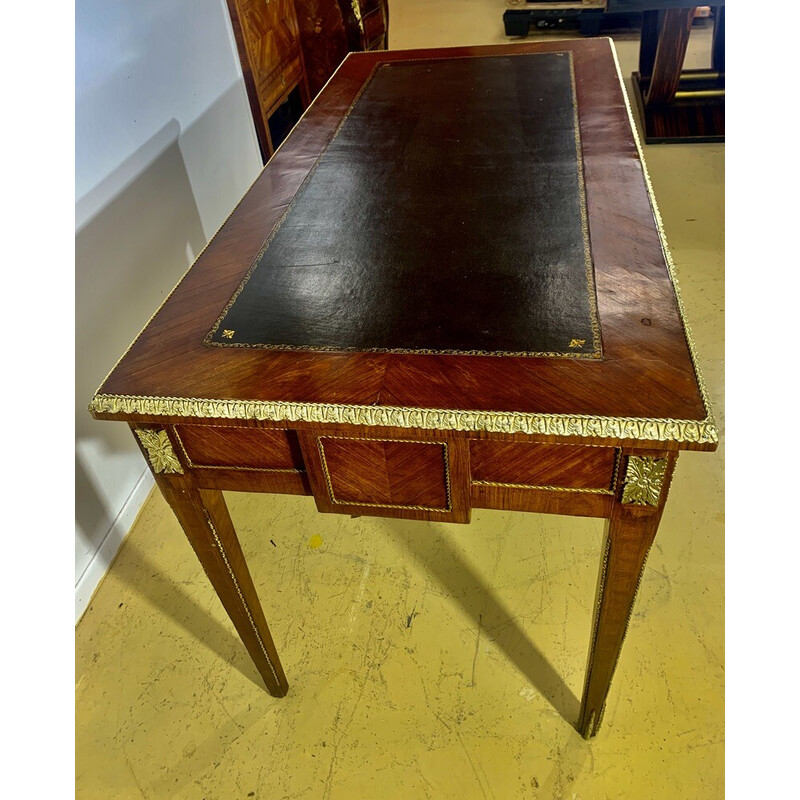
left=91, top=42, right=718, bottom=447
left=90, top=393, right=717, bottom=444
left=473, top=481, right=613, bottom=496
left=608, top=39, right=717, bottom=438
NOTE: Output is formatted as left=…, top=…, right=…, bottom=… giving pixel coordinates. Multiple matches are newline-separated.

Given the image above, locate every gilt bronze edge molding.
left=608, top=39, right=718, bottom=435
left=91, top=394, right=718, bottom=445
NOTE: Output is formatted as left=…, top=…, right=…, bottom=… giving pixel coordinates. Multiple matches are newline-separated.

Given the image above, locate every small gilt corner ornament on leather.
left=135, top=429, right=184, bottom=474
left=621, top=456, right=666, bottom=506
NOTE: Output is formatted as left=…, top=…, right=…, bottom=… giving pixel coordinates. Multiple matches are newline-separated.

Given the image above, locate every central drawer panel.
left=318, top=437, right=450, bottom=510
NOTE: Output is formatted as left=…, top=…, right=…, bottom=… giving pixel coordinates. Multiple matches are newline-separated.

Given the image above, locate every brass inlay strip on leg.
left=581, top=531, right=612, bottom=739
left=201, top=510, right=282, bottom=689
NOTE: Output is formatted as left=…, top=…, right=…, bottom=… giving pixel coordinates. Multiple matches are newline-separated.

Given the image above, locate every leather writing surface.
left=208, top=52, right=601, bottom=358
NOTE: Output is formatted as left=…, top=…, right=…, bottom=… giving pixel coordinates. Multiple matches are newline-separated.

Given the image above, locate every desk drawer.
left=299, top=433, right=471, bottom=523
left=470, top=441, right=619, bottom=493
left=258, top=54, right=303, bottom=116
left=173, top=425, right=303, bottom=472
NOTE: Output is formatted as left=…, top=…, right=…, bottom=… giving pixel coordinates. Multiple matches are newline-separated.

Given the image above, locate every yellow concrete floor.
left=76, top=5, right=724, bottom=798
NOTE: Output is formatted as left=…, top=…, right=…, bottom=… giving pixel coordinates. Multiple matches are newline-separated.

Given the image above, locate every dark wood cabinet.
left=225, top=0, right=311, bottom=161
left=227, top=0, right=389, bottom=162
left=293, top=0, right=350, bottom=97
left=338, top=0, right=389, bottom=51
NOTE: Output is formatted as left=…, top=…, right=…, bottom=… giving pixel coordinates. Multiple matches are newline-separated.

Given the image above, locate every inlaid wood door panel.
left=226, top=0, right=308, bottom=161
left=238, top=0, right=301, bottom=86
left=294, top=0, right=349, bottom=97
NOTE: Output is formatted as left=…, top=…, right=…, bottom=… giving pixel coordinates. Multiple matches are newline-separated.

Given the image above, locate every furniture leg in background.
left=627, top=1, right=725, bottom=143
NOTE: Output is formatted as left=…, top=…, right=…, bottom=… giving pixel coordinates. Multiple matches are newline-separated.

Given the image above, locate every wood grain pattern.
left=577, top=450, right=678, bottom=737
left=93, top=39, right=711, bottom=445
left=226, top=0, right=310, bottom=160
left=297, top=429, right=471, bottom=523
left=471, top=483, right=612, bottom=519
left=174, top=425, right=304, bottom=470
left=142, top=453, right=289, bottom=697
left=91, top=42, right=719, bottom=738
left=320, top=437, right=448, bottom=509
left=189, top=467, right=310, bottom=495
left=645, top=6, right=695, bottom=105
left=470, top=441, right=617, bottom=490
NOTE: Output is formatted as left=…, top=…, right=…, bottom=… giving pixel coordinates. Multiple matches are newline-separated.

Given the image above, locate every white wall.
left=75, top=0, right=263, bottom=620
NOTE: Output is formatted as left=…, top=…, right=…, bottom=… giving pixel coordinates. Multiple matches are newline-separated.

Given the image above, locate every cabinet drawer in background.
left=259, top=54, right=303, bottom=115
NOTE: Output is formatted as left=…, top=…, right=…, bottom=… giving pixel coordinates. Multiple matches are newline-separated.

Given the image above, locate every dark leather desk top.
left=207, top=52, right=600, bottom=359
left=91, top=38, right=716, bottom=451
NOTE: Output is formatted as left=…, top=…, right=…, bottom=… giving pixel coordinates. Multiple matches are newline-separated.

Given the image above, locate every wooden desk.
left=90, top=38, right=717, bottom=739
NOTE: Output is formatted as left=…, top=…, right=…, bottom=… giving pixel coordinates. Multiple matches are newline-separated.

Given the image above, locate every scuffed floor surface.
left=76, top=5, right=724, bottom=798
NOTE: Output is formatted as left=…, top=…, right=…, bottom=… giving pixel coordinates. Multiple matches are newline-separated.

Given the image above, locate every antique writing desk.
left=90, top=38, right=717, bottom=738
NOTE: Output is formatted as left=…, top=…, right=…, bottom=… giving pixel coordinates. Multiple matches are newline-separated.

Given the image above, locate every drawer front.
left=173, top=425, right=303, bottom=471
left=470, top=441, right=619, bottom=493
left=320, top=437, right=450, bottom=510
left=238, top=0, right=301, bottom=85
left=258, top=55, right=303, bottom=115
left=298, top=432, right=471, bottom=523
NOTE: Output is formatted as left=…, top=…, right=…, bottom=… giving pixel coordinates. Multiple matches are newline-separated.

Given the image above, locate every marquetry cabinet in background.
left=339, top=0, right=389, bottom=52
left=227, top=0, right=389, bottom=161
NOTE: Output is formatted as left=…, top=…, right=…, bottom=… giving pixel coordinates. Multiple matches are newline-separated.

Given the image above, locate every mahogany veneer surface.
left=175, top=425, right=304, bottom=470
left=319, top=437, right=449, bottom=509
left=94, top=39, right=709, bottom=439
left=92, top=39, right=718, bottom=740
left=470, top=441, right=617, bottom=490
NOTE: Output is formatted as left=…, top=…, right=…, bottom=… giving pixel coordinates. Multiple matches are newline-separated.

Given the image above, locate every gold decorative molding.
left=90, top=44, right=719, bottom=450
left=92, top=394, right=718, bottom=445
left=473, top=480, right=613, bottom=495
left=351, top=0, right=364, bottom=33
left=608, top=40, right=717, bottom=442
left=621, top=456, right=666, bottom=505
left=135, top=428, right=184, bottom=474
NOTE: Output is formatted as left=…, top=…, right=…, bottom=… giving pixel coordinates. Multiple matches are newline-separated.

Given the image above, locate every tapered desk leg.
left=156, top=480, right=290, bottom=696
left=132, top=426, right=290, bottom=695
left=578, top=452, right=677, bottom=738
